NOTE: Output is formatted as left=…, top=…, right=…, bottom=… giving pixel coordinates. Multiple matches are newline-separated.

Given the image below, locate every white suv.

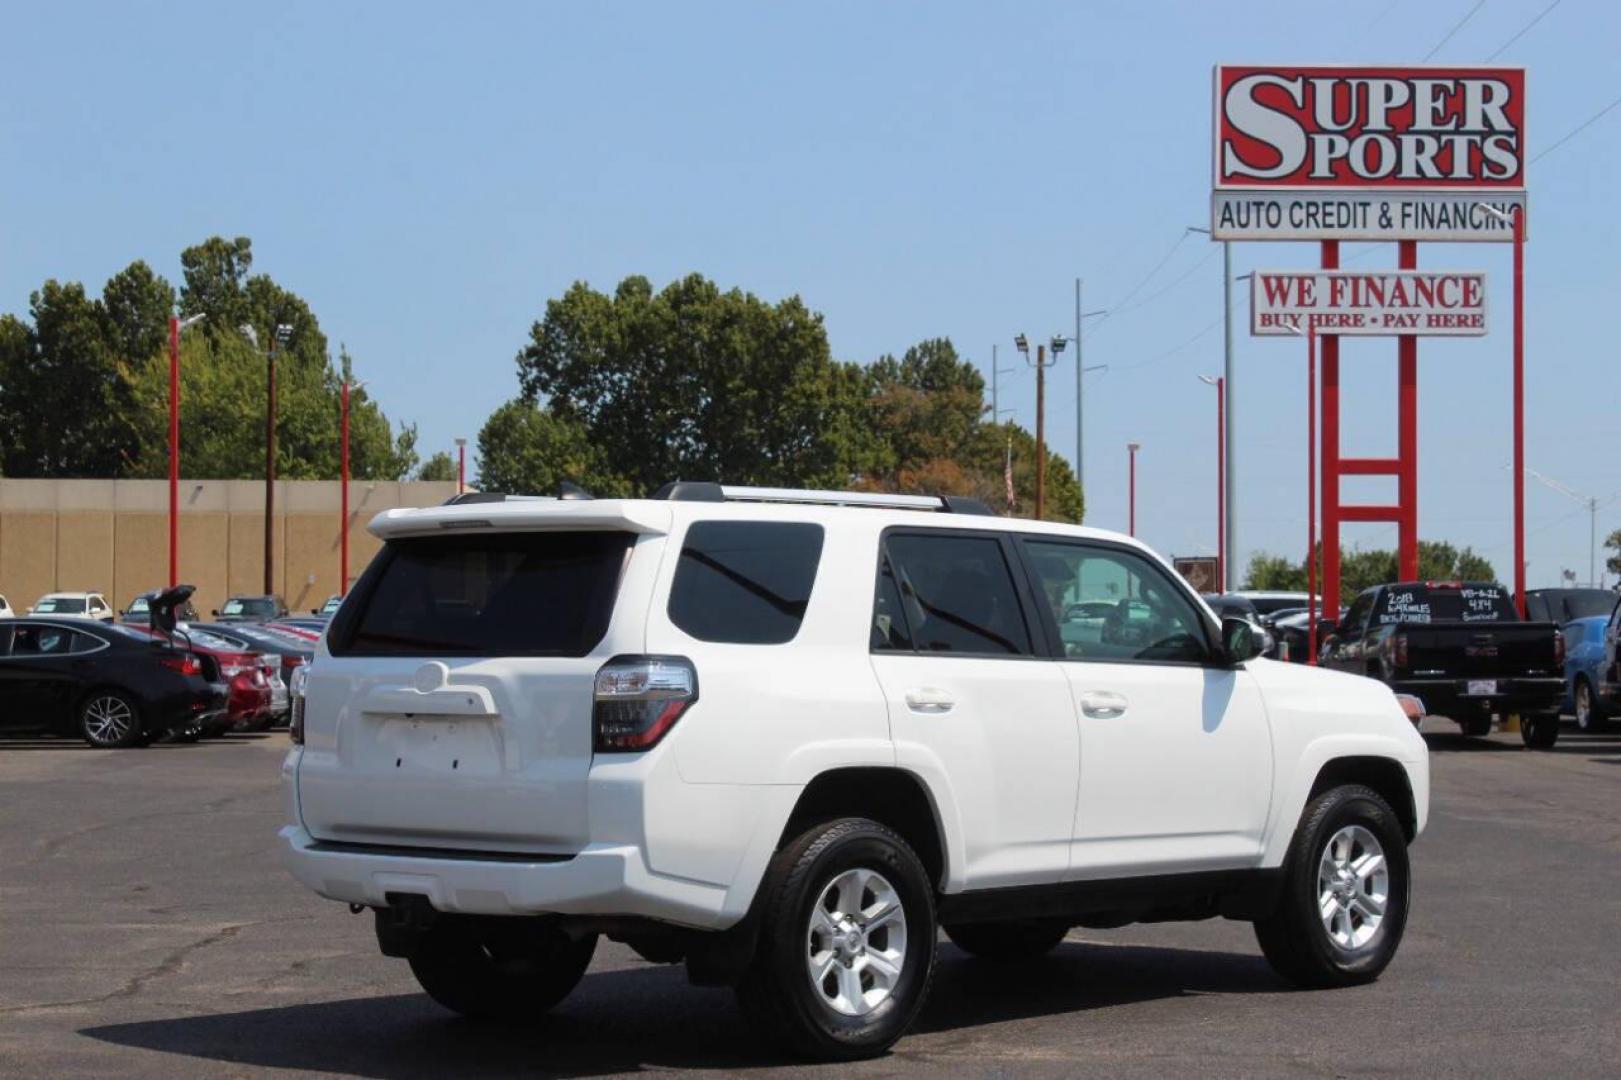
left=281, top=483, right=1428, bottom=1060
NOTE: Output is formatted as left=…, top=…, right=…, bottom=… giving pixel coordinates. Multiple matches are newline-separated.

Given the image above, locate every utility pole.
left=1061, top=281, right=1108, bottom=515
left=990, top=345, right=1016, bottom=423
left=1013, top=334, right=1060, bottom=519
left=1523, top=467, right=1609, bottom=588
left=248, top=322, right=293, bottom=597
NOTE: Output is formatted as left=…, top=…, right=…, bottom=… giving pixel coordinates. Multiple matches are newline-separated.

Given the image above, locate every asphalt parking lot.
left=2, top=721, right=1619, bottom=1079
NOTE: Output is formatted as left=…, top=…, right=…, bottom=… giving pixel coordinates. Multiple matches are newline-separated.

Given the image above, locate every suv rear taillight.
left=160, top=653, right=202, bottom=677
left=593, top=655, right=697, bottom=753
left=1553, top=629, right=1565, bottom=666
left=289, top=664, right=308, bottom=744
left=1393, top=634, right=1409, bottom=669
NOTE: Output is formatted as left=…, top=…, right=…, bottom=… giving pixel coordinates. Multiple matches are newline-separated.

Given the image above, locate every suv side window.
left=881, top=532, right=1033, bottom=656
left=871, top=556, right=915, bottom=651
left=668, top=521, right=824, bottom=645
left=1022, top=539, right=1211, bottom=663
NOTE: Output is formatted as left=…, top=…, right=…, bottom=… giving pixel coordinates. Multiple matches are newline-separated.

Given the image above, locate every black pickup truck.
left=1320, top=581, right=1565, bottom=748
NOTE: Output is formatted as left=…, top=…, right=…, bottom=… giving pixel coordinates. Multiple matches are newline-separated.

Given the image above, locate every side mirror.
left=1222, top=616, right=1264, bottom=663
left=1315, top=616, right=1338, bottom=639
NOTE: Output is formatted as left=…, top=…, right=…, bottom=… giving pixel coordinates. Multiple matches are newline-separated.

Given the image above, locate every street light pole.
left=166, top=313, right=205, bottom=588
left=1127, top=442, right=1140, bottom=536
left=1199, top=375, right=1225, bottom=588
left=1189, top=226, right=1236, bottom=589
left=250, top=323, right=294, bottom=597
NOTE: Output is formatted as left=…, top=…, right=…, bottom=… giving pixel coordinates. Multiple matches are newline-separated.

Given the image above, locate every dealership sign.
left=1212, top=65, right=1526, bottom=241
left=1251, top=270, right=1487, bottom=336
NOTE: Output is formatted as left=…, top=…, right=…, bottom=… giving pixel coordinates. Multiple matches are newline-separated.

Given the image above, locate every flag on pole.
left=1004, top=437, right=1015, bottom=511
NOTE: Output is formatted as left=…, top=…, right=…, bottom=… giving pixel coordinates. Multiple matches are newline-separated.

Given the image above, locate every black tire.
left=1458, top=715, right=1492, bottom=737
left=737, top=817, right=936, bottom=1061
left=407, top=918, right=596, bottom=1020
left=78, top=690, right=144, bottom=749
left=1574, top=680, right=1609, bottom=732
left=1520, top=713, right=1559, bottom=749
left=944, top=919, right=1069, bottom=962
left=1254, top=784, right=1409, bottom=989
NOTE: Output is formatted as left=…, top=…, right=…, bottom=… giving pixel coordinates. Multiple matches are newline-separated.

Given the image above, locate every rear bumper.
left=279, top=825, right=733, bottom=930
left=1392, top=676, right=1564, bottom=715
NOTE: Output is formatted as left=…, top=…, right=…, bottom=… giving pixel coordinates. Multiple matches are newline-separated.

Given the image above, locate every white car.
left=28, top=592, right=113, bottom=621
left=0, top=594, right=12, bottom=618
left=281, top=484, right=1428, bottom=1060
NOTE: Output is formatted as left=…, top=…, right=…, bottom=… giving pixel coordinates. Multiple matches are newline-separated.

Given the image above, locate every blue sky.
left=3, top=1, right=1617, bottom=586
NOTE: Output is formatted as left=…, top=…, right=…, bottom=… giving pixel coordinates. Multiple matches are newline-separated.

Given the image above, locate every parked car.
left=212, top=594, right=288, bottom=623
left=176, top=628, right=274, bottom=733
left=1524, top=587, right=1617, bottom=625
left=28, top=592, right=114, bottom=621
left=1320, top=581, right=1565, bottom=747
left=310, top=595, right=343, bottom=618
left=0, top=594, right=12, bottom=618
left=120, top=593, right=199, bottom=625
left=268, top=618, right=327, bottom=639
left=1233, top=591, right=1323, bottom=624
left=281, top=482, right=1428, bottom=1060
left=0, top=586, right=223, bottom=747
left=189, top=621, right=311, bottom=724
left=1562, top=600, right=1621, bottom=731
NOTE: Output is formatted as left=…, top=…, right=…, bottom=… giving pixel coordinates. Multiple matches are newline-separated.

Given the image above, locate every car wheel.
left=79, top=691, right=144, bottom=749
left=1520, top=713, right=1559, bottom=749
left=944, top=919, right=1070, bottom=962
left=1254, top=784, right=1409, bottom=988
left=407, top=918, right=596, bottom=1020
left=737, top=817, right=936, bottom=1061
left=1458, top=716, right=1492, bottom=737
left=1574, top=680, right=1608, bottom=732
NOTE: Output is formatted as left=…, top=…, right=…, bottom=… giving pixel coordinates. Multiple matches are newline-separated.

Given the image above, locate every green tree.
left=417, top=451, right=457, bottom=482
left=516, top=274, right=855, bottom=493
left=1604, top=528, right=1621, bottom=577
left=101, top=261, right=175, bottom=366
left=1242, top=541, right=1497, bottom=603
left=476, top=398, right=629, bottom=496
left=1244, top=552, right=1308, bottom=591
left=0, top=280, right=137, bottom=476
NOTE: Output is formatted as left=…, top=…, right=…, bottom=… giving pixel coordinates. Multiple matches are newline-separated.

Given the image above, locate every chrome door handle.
left=904, top=688, right=956, bottom=715
left=1080, top=691, right=1128, bottom=719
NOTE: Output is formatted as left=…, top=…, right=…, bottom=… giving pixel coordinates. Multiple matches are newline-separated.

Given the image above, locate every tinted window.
left=1372, top=584, right=1516, bottom=625
left=10, top=625, right=82, bottom=655
left=668, top=522, right=824, bottom=645
left=883, top=533, right=1032, bottom=656
left=871, top=557, right=914, bottom=651
left=1023, top=540, right=1209, bottom=663
left=331, top=531, right=634, bottom=657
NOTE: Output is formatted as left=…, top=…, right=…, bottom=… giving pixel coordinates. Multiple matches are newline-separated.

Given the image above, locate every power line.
left=1097, top=232, right=1189, bottom=319
left=1111, top=247, right=1221, bottom=317
left=1485, top=0, right=1561, bottom=60
left=1531, top=92, right=1621, bottom=164
left=1421, top=0, right=1486, bottom=62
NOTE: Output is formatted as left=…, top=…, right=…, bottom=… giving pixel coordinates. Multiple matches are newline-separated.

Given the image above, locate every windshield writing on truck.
left=1374, top=585, right=1516, bottom=624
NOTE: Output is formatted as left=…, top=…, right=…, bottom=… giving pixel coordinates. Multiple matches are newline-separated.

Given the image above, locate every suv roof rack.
left=649, top=481, right=994, bottom=516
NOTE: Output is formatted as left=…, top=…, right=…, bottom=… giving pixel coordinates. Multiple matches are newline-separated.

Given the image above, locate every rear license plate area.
left=1464, top=679, right=1498, bottom=697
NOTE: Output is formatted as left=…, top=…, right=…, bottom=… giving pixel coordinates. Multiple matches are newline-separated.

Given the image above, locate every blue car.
left=1562, top=612, right=1618, bottom=732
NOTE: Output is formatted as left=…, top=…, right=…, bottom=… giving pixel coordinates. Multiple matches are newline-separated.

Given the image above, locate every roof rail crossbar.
left=652, top=482, right=994, bottom=515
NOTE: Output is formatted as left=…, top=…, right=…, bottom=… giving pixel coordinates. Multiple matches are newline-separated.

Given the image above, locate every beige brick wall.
left=0, top=479, right=458, bottom=617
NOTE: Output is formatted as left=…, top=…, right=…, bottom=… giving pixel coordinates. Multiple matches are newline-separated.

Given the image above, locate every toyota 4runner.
left=280, top=482, right=1429, bottom=1060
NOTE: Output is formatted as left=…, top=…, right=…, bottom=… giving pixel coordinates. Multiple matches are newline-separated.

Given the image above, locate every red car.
left=134, top=626, right=273, bottom=734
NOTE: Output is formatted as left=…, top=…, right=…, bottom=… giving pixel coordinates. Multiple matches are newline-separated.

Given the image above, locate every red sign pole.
left=1398, top=241, right=1420, bottom=581
left=1307, top=326, right=1318, bottom=664
left=1216, top=376, right=1226, bottom=589
left=168, top=316, right=180, bottom=589
left=1512, top=207, right=1527, bottom=615
left=340, top=381, right=351, bottom=596
left=1320, top=241, right=1341, bottom=626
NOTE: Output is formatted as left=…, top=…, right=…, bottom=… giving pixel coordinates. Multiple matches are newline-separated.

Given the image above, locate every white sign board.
left=1251, top=270, right=1487, bottom=336
left=1213, top=190, right=1525, bottom=242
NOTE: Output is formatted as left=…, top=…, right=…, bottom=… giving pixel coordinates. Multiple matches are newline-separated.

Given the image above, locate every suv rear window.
left=667, top=522, right=824, bottom=644
left=330, top=531, right=634, bottom=656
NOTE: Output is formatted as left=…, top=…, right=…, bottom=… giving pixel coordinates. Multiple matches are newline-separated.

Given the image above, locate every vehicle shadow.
left=80, top=941, right=1284, bottom=1076
left=0, top=732, right=283, bottom=752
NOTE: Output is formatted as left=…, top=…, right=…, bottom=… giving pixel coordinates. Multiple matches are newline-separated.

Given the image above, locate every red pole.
left=1216, top=377, right=1226, bottom=589
left=1398, top=240, right=1420, bottom=582
left=1307, top=325, right=1318, bottom=665
left=1512, top=207, right=1526, bottom=616
left=168, top=316, right=180, bottom=588
left=1320, top=240, right=1341, bottom=627
left=340, top=381, right=350, bottom=596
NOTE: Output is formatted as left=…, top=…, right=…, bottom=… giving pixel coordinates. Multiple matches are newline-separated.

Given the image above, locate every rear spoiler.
left=368, top=499, right=672, bottom=539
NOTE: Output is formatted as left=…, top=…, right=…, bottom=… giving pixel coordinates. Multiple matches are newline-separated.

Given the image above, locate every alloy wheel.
left=1317, top=824, right=1388, bottom=951
left=84, top=695, right=135, bottom=746
left=805, top=867, right=908, bottom=1016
